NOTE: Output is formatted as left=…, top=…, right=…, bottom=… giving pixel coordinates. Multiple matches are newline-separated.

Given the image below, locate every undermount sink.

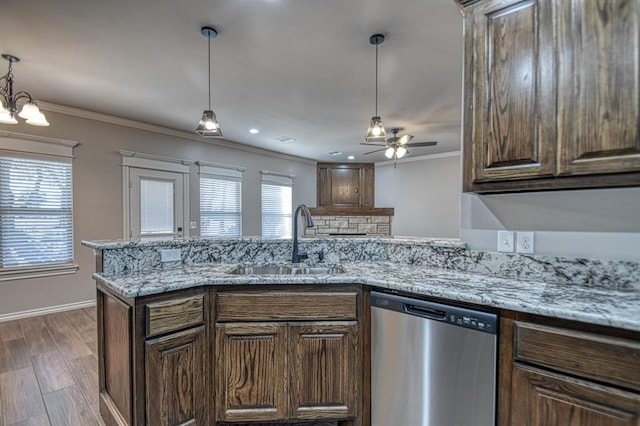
left=229, top=265, right=346, bottom=275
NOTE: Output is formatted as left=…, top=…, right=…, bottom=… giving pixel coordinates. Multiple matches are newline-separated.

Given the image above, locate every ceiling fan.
left=362, top=128, right=437, bottom=164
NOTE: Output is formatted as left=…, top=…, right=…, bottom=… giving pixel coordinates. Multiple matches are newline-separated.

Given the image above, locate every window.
left=0, top=154, right=73, bottom=270
left=261, top=172, right=293, bottom=238
left=199, top=164, right=243, bottom=237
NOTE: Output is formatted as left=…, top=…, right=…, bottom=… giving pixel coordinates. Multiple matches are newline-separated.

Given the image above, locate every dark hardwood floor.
left=0, top=307, right=103, bottom=426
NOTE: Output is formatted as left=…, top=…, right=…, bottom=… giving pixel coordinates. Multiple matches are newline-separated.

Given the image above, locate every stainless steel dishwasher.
left=371, top=291, right=498, bottom=426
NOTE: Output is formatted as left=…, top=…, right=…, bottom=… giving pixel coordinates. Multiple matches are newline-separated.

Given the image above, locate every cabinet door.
left=512, top=363, right=640, bottom=426
left=557, top=0, right=640, bottom=175
left=215, top=323, right=287, bottom=423
left=465, top=0, right=555, bottom=186
left=289, top=322, right=358, bottom=421
left=145, top=326, right=207, bottom=426
left=330, top=168, right=361, bottom=206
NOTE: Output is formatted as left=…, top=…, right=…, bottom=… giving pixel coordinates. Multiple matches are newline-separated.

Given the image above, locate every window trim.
left=198, top=162, right=245, bottom=237
left=0, top=134, right=79, bottom=280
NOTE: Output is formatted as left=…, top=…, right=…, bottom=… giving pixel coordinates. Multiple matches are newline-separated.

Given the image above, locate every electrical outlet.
left=160, top=249, right=181, bottom=262
left=516, top=232, right=535, bottom=254
left=497, top=231, right=515, bottom=252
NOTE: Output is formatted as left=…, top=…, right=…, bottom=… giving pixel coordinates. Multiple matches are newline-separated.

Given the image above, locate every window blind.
left=200, top=168, right=242, bottom=237
left=261, top=173, right=292, bottom=238
left=0, top=156, right=73, bottom=268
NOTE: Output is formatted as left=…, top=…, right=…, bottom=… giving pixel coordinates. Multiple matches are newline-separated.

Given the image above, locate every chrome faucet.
left=292, top=204, right=314, bottom=263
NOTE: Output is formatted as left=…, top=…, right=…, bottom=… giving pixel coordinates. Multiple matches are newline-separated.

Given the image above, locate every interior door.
left=129, top=168, right=186, bottom=239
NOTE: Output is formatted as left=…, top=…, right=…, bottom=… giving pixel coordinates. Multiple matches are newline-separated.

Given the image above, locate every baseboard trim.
left=0, top=299, right=96, bottom=323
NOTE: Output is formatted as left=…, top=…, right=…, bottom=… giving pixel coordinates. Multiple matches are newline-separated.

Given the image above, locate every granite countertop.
left=93, top=261, right=640, bottom=332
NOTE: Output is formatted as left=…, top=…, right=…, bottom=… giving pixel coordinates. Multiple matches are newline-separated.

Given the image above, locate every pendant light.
left=195, top=26, right=223, bottom=137
left=0, top=54, right=49, bottom=126
left=365, top=33, right=386, bottom=142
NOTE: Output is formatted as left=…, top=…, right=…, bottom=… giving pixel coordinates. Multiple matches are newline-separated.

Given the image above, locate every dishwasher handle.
left=404, top=303, right=447, bottom=321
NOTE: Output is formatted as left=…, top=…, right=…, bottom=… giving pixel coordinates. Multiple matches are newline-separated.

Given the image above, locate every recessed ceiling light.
left=273, top=136, right=296, bottom=144
left=347, top=155, right=355, bottom=160
left=328, top=151, right=342, bottom=156
left=249, top=128, right=259, bottom=134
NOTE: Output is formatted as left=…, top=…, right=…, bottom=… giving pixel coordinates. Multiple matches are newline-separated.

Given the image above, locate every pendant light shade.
left=365, top=34, right=386, bottom=142
left=195, top=26, right=223, bottom=138
left=196, top=110, right=221, bottom=137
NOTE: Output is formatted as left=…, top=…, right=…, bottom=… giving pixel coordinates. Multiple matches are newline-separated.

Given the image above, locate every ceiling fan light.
left=25, top=111, right=49, bottom=126
left=0, top=110, right=17, bottom=124
left=195, top=110, right=223, bottom=137
left=18, top=102, right=40, bottom=120
left=366, top=116, right=387, bottom=142
left=396, top=146, right=407, bottom=158
left=384, top=147, right=395, bottom=159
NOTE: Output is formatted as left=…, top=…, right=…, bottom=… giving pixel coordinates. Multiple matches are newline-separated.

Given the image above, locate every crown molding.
left=38, top=102, right=316, bottom=165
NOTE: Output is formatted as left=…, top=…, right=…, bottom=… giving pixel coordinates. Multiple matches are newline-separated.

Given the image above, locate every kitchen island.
left=84, top=237, right=640, bottom=426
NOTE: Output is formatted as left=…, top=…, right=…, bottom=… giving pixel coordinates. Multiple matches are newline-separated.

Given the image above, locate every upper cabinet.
left=460, top=0, right=640, bottom=192
left=317, top=162, right=374, bottom=208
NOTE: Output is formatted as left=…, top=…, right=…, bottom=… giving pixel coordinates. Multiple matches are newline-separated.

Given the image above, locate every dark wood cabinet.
left=214, top=322, right=287, bottom=423
left=556, top=0, right=640, bottom=177
left=460, top=0, right=640, bottom=192
left=145, top=326, right=207, bottom=426
left=499, top=316, right=640, bottom=426
left=289, top=322, right=358, bottom=420
left=317, top=163, right=374, bottom=208
left=214, top=288, right=363, bottom=425
left=98, top=288, right=209, bottom=426
left=512, top=364, right=640, bottom=426
left=97, top=285, right=367, bottom=426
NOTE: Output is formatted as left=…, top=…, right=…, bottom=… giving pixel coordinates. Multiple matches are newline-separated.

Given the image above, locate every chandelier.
left=0, top=55, right=49, bottom=126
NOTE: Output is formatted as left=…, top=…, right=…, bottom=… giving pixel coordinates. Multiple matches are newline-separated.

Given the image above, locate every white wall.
left=0, top=109, right=316, bottom=317
left=461, top=189, right=640, bottom=261
left=375, top=153, right=461, bottom=238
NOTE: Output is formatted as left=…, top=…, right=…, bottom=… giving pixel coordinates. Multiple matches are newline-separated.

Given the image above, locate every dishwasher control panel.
left=371, top=291, right=498, bottom=334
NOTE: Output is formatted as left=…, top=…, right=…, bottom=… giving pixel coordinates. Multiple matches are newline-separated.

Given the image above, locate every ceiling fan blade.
left=396, top=134, right=414, bottom=145
left=360, top=142, right=387, bottom=146
left=406, top=141, right=438, bottom=147
left=364, top=148, right=388, bottom=155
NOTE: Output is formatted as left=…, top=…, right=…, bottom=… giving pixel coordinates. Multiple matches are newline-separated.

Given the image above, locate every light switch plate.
left=189, top=221, right=198, bottom=230
left=516, top=232, right=535, bottom=254
left=497, top=231, right=515, bottom=252
left=160, top=249, right=181, bottom=262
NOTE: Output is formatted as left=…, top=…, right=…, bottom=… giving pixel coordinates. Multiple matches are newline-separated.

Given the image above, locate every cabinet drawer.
left=216, top=291, right=357, bottom=321
left=514, top=321, right=640, bottom=392
left=146, top=294, right=204, bottom=338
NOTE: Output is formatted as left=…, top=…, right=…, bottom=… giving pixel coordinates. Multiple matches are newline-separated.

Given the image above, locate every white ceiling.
left=0, top=0, right=464, bottom=162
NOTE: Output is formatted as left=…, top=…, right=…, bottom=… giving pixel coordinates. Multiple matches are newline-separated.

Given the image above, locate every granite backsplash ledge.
left=83, top=237, right=640, bottom=290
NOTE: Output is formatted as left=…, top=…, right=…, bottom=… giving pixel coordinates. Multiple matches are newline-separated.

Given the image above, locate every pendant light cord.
left=375, top=43, right=378, bottom=116
left=208, top=34, right=211, bottom=110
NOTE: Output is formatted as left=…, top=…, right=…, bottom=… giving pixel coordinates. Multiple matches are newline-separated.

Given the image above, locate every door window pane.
left=140, top=178, right=174, bottom=234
